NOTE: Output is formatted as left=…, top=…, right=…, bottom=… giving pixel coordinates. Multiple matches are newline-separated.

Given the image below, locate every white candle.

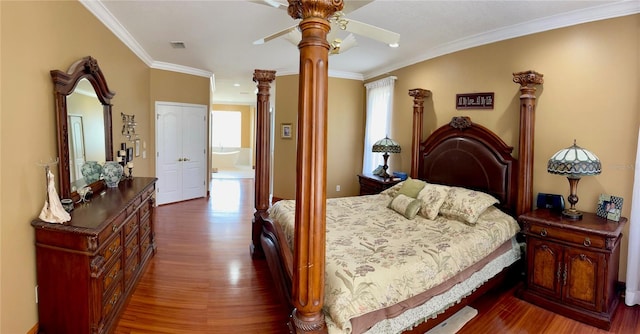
left=117, top=156, right=122, bottom=162
left=127, top=162, right=134, bottom=168
left=119, top=150, right=126, bottom=156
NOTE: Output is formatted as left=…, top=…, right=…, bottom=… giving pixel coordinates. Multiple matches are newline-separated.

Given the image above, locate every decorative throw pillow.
left=416, top=183, right=451, bottom=220
left=397, top=178, right=426, bottom=198
left=380, top=181, right=404, bottom=198
left=388, top=194, right=422, bottom=219
left=439, top=187, right=499, bottom=225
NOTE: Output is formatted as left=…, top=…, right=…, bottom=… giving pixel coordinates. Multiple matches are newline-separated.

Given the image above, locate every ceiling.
left=81, top=0, right=638, bottom=105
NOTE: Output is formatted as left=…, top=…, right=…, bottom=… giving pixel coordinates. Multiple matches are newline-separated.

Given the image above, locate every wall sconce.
left=121, top=112, right=138, bottom=141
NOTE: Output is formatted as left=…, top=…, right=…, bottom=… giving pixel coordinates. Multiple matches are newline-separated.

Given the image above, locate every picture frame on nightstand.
left=596, top=193, right=623, bottom=221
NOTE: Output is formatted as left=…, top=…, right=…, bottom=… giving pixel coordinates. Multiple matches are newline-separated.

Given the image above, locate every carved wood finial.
left=84, top=56, right=100, bottom=75
left=449, top=116, right=472, bottom=130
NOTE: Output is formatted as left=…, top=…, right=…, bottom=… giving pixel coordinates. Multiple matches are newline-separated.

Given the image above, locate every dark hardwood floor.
left=115, top=178, right=640, bottom=334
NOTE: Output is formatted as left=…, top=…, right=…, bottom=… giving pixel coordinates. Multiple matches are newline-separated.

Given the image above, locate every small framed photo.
left=281, top=123, right=292, bottom=139
left=134, top=139, right=141, bottom=157
left=126, top=147, right=134, bottom=163
left=596, top=194, right=623, bottom=221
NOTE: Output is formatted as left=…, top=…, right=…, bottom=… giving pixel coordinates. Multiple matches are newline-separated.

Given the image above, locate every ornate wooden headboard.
left=419, top=116, right=517, bottom=214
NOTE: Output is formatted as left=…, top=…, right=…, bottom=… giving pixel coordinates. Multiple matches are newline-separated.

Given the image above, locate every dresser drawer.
left=139, top=199, right=150, bottom=219
left=102, top=282, right=123, bottom=321
left=102, top=259, right=122, bottom=295
left=140, top=214, right=151, bottom=238
left=123, top=212, right=139, bottom=241
left=528, top=223, right=606, bottom=249
left=100, top=234, right=122, bottom=264
left=124, top=250, right=140, bottom=288
left=96, top=211, right=126, bottom=250
left=125, top=232, right=139, bottom=260
left=143, top=183, right=155, bottom=200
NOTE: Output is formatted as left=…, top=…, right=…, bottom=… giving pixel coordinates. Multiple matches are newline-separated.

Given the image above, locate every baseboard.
left=27, top=323, right=38, bottom=334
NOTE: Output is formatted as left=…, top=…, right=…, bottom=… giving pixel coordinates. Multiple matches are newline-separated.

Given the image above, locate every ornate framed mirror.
left=51, top=56, right=115, bottom=201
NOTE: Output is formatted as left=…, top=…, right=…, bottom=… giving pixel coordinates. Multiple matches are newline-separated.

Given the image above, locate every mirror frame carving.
left=51, top=56, right=115, bottom=201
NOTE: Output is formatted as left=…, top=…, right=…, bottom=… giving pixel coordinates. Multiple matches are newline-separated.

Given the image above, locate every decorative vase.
left=81, top=161, right=103, bottom=184
left=102, top=161, right=123, bottom=188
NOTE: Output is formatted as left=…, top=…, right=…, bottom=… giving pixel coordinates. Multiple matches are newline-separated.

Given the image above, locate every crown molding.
left=364, top=1, right=640, bottom=80
left=151, top=61, right=213, bottom=78
left=79, top=0, right=154, bottom=67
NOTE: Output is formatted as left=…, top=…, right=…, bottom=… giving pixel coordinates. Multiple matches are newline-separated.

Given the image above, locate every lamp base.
left=562, top=208, right=583, bottom=220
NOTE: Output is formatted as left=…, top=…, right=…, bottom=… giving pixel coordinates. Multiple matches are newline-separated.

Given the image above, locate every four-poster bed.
left=249, top=1, right=543, bottom=333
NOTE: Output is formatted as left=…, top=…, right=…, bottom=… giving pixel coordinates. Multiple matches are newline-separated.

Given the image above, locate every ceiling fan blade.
left=342, top=18, right=400, bottom=46
left=284, top=28, right=302, bottom=46
left=248, top=0, right=287, bottom=10
left=339, top=33, right=358, bottom=52
left=253, top=25, right=298, bottom=45
left=342, top=0, right=373, bottom=14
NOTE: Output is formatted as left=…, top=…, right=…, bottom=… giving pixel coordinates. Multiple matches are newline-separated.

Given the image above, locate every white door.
left=68, top=115, right=86, bottom=183
left=156, top=102, right=207, bottom=205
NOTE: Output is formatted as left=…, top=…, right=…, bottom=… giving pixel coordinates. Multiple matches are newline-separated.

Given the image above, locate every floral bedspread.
left=267, top=194, right=520, bottom=333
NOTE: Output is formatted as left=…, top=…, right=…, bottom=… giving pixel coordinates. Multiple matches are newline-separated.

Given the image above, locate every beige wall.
left=0, top=2, right=210, bottom=333
left=382, top=14, right=638, bottom=282
left=273, top=75, right=365, bottom=199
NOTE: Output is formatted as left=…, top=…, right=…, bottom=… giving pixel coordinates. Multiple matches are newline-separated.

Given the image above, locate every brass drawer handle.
left=112, top=224, right=118, bottom=232
left=583, top=238, right=591, bottom=247
left=540, top=229, right=547, bottom=237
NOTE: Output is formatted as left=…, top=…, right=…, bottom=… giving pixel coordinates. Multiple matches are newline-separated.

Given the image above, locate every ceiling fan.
left=251, top=0, right=400, bottom=55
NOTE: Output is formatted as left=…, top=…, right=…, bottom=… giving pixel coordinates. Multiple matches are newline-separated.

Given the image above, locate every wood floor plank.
left=115, top=178, right=639, bottom=334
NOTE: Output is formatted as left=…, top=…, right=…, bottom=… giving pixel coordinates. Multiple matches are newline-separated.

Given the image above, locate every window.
left=362, top=76, right=396, bottom=174
left=211, top=111, right=241, bottom=149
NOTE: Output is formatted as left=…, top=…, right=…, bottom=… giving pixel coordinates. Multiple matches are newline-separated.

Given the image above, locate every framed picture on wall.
left=134, top=139, right=141, bottom=157
left=596, top=194, right=623, bottom=222
left=281, top=123, right=292, bottom=139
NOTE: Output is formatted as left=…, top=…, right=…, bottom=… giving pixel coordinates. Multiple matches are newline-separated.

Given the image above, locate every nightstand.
left=357, top=174, right=401, bottom=195
left=517, top=209, right=627, bottom=329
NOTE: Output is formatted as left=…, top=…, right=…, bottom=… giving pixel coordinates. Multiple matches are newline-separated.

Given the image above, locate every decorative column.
left=408, top=88, right=431, bottom=179
left=288, top=1, right=342, bottom=333
left=513, top=70, right=544, bottom=216
left=250, top=69, right=276, bottom=258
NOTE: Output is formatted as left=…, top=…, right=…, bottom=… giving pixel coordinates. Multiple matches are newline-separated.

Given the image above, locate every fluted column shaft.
left=408, top=88, right=431, bottom=179
left=287, top=1, right=342, bottom=333
left=251, top=69, right=276, bottom=258
left=513, top=70, right=544, bottom=216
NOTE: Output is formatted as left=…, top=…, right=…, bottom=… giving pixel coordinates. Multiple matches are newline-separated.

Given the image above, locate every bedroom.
left=1, top=1, right=639, bottom=333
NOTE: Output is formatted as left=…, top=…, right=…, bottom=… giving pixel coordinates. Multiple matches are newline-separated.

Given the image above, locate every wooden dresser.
left=357, top=173, right=402, bottom=195
left=517, top=209, right=626, bottom=329
left=32, top=177, right=157, bottom=334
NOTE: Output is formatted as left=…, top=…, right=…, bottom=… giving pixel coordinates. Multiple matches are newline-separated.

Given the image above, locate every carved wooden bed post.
left=408, top=89, right=431, bottom=179
left=251, top=69, right=276, bottom=258
left=513, top=70, right=544, bottom=216
left=288, top=1, right=343, bottom=333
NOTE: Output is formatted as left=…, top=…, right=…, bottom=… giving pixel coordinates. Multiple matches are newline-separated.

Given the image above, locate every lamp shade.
left=372, top=137, right=401, bottom=153
left=547, top=140, right=601, bottom=177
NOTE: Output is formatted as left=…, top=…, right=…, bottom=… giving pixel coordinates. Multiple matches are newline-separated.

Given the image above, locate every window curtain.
left=625, top=126, right=640, bottom=306
left=362, top=76, right=396, bottom=174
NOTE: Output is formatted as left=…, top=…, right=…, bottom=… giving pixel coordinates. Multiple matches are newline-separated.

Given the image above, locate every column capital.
left=288, top=0, right=343, bottom=20
left=513, top=70, right=544, bottom=88
left=253, top=69, right=276, bottom=84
